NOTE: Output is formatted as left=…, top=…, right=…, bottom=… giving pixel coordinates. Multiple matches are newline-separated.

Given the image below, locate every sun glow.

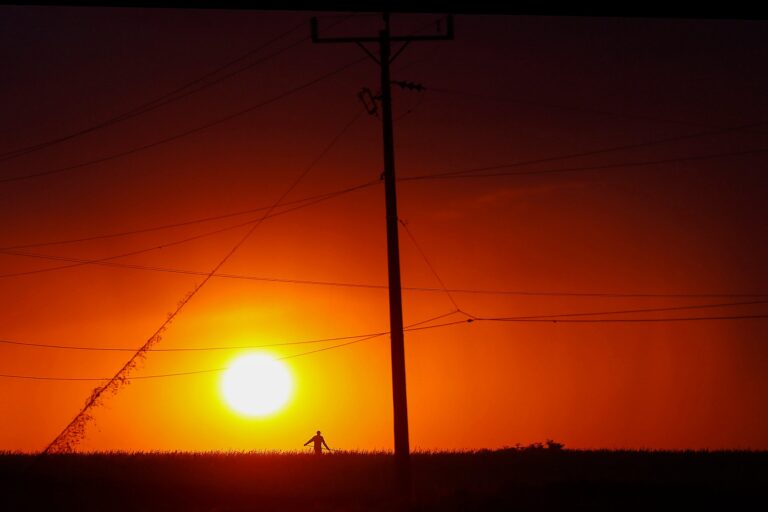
left=221, top=353, right=293, bottom=417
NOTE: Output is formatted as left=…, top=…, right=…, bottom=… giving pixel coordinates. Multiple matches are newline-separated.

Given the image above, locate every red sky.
left=1, top=8, right=767, bottom=452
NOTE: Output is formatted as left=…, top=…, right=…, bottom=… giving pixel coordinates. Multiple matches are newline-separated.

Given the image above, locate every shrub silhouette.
left=546, top=439, right=565, bottom=450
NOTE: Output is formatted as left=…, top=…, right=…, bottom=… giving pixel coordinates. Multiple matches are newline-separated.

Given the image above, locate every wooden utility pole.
left=311, top=12, right=454, bottom=498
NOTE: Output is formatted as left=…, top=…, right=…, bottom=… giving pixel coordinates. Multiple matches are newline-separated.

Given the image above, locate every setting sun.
left=221, top=353, right=293, bottom=417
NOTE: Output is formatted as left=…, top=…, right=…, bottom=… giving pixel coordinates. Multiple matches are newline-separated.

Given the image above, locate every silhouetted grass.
left=1, top=449, right=766, bottom=511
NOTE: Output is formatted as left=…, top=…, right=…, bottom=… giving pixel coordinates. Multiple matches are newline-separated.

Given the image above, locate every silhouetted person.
left=304, top=430, right=330, bottom=455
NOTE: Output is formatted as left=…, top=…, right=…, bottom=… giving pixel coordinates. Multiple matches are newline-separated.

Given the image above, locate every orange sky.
left=1, top=8, right=767, bottom=452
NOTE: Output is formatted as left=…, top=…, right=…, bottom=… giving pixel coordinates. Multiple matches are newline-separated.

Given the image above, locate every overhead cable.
left=1, top=57, right=367, bottom=184
left=0, top=14, right=359, bottom=163
left=0, top=181, right=377, bottom=279
left=1, top=313, right=468, bottom=381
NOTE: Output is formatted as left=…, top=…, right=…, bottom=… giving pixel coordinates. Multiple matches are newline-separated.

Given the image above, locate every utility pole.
left=311, top=12, right=454, bottom=500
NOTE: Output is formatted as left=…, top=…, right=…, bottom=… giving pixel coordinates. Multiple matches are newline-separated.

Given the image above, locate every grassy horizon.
left=3, top=449, right=766, bottom=511
left=3, top=446, right=768, bottom=455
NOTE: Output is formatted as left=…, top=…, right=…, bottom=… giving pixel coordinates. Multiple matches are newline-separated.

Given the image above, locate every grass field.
left=2, top=449, right=766, bottom=511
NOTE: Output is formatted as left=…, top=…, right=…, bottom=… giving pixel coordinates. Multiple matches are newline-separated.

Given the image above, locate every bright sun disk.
left=221, top=353, right=293, bottom=417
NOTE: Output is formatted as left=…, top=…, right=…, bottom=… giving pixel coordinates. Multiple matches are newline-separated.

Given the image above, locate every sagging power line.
left=0, top=181, right=379, bottom=251
left=4, top=311, right=768, bottom=382
left=5, top=138, right=763, bottom=255
left=0, top=311, right=463, bottom=353
left=7, top=247, right=765, bottom=299
left=0, top=14, right=360, bottom=164
left=467, top=299, right=768, bottom=321
left=0, top=181, right=376, bottom=279
left=1, top=313, right=469, bottom=381
left=2, top=300, right=766, bottom=353
left=402, top=119, right=768, bottom=181
left=480, top=314, right=768, bottom=323
left=399, top=218, right=462, bottom=313
left=405, top=147, right=768, bottom=181
left=428, top=87, right=720, bottom=128
left=1, top=57, right=367, bottom=184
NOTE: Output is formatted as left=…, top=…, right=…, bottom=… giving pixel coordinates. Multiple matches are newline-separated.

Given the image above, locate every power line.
left=0, top=310, right=463, bottom=352
left=0, top=180, right=376, bottom=279
left=0, top=332, right=376, bottom=353
left=0, top=180, right=379, bottom=251
left=0, top=314, right=469, bottom=381
left=479, top=314, right=768, bottom=323
left=400, top=287, right=768, bottom=299
left=400, top=120, right=768, bottom=182
left=5, top=245, right=767, bottom=300
left=398, top=218, right=462, bottom=312
left=428, top=87, right=714, bottom=128
left=4, top=143, right=765, bottom=252
left=7, top=141, right=767, bottom=251
left=0, top=20, right=307, bottom=163
left=472, top=299, right=768, bottom=321
left=1, top=220, right=260, bottom=279
left=5, top=311, right=768, bottom=381
left=7, top=139, right=765, bottom=251
left=405, top=147, right=768, bottom=181
left=1, top=56, right=368, bottom=184
left=0, top=14, right=360, bottom=164
left=0, top=300, right=768, bottom=352
left=42, top=108, right=363, bottom=454
left=264, top=313, right=466, bottom=366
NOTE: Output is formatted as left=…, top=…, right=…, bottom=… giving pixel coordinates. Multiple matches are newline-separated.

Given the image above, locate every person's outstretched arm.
left=304, top=438, right=313, bottom=446
left=323, top=440, right=330, bottom=450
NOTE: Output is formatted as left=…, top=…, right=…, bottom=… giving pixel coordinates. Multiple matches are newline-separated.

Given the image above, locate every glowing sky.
left=1, top=8, right=767, bottom=452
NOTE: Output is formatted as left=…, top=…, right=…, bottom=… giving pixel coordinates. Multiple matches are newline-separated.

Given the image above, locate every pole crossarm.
left=311, top=16, right=454, bottom=46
